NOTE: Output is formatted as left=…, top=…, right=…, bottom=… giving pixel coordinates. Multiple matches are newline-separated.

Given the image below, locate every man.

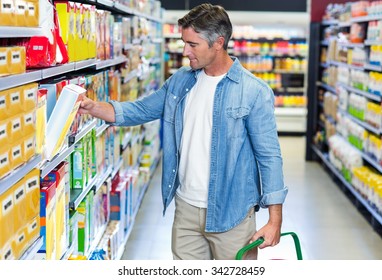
left=79, top=3, right=288, bottom=260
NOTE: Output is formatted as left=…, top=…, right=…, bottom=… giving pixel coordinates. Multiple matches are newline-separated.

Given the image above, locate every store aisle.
left=122, top=136, right=382, bottom=260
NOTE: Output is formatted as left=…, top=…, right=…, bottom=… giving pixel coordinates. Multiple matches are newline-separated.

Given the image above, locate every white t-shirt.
left=177, top=69, right=226, bottom=208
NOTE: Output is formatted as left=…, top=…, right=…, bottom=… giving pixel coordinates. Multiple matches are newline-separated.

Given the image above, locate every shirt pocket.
left=225, top=106, right=250, bottom=138
left=163, top=92, right=179, bottom=124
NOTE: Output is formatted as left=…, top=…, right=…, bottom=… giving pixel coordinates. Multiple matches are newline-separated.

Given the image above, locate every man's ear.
left=215, top=36, right=225, bottom=50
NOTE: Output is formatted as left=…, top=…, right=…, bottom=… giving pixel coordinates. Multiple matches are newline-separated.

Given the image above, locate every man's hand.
left=77, top=96, right=116, bottom=123
left=250, top=204, right=282, bottom=249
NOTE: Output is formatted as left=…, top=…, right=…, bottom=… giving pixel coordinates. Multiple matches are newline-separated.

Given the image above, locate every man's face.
left=181, top=27, right=217, bottom=70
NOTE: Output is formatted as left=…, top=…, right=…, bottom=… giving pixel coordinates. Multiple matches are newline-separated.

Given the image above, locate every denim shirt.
left=109, top=57, right=288, bottom=232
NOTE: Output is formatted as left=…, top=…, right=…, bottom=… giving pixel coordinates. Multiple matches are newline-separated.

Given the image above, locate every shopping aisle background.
left=122, top=136, right=382, bottom=260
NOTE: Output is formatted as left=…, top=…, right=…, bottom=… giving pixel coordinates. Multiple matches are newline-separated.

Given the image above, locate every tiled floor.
left=122, top=136, right=382, bottom=260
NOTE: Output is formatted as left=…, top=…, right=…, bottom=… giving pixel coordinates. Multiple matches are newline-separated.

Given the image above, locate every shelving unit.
left=0, top=0, right=164, bottom=260
left=306, top=8, right=382, bottom=235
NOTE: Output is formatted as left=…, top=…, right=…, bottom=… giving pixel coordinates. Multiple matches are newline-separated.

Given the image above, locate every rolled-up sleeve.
left=108, top=100, right=125, bottom=126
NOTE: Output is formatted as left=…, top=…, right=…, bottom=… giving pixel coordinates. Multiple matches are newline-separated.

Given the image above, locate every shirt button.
left=173, top=96, right=177, bottom=99
left=168, top=185, right=172, bottom=188
left=186, top=88, right=189, bottom=91
left=172, top=169, right=175, bottom=173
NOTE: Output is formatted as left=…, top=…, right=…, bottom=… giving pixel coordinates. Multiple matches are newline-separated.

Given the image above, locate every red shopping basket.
left=235, top=232, right=303, bottom=260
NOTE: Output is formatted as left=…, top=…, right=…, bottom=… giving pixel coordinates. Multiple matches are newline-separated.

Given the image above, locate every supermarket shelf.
left=69, top=119, right=97, bottom=145
left=95, top=56, right=128, bottom=70
left=41, top=63, right=75, bottom=79
left=75, top=59, right=97, bottom=70
left=40, top=146, right=74, bottom=178
left=364, top=39, right=382, bottom=46
left=338, top=108, right=381, bottom=135
left=316, top=81, right=336, bottom=93
left=96, top=123, right=109, bottom=137
left=336, top=82, right=381, bottom=102
left=0, top=70, right=42, bottom=91
left=121, top=132, right=132, bottom=151
left=20, top=237, right=44, bottom=260
left=60, top=241, right=76, bottom=260
left=311, top=145, right=382, bottom=226
left=123, top=69, right=138, bottom=84
left=0, top=26, right=43, bottom=38
left=364, top=63, right=382, bottom=72
left=0, top=155, right=42, bottom=196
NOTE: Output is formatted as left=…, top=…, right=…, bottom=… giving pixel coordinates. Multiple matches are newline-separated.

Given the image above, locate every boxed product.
left=10, top=139, right=24, bottom=170
left=14, top=227, right=27, bottom=259
left=21, top=83, right=38, bottom=112
left=45, top=83, right=86, bottom=160
left=39, top=78, right=68, bottom=121
left=55, top=1, right=77, bottom=62
left=39, top=180, right=57, bottom=260
left=0, top=0, right=15, bottom=26
left=9, top=114, right=23, bottom=144
left=77, top=198, right=89, bottom=255
left=24, top=168, right=40, bottom=222
left=72, top=138, right=86, bottom=189
left=68, top=209, right=78, bottom=254
left=88, top=5, right=96, bottom=58
left=23, top=109, right=36, bottom=137
left=0, top=118, right=10, bottom=150
left=42, top=161, right=67, bottom=259
left=7, top=86, right=23, bottom=117
left=0, top=148, right=11, bottom=179
left=35, top=88, right=47, bottom=155
left=26, top=0, right=39, bottom=27
left=23, top=133, right=36, bottom=162
left=26, top=215, right=40, bottom=248
left=9, top=46, right=26, bottom=75
left=14, top=0, right=27, bottom=27
left=0, top=187, right=14, bottom=251
left=13, top=179, right=27, bottom=234
left=0, top=47, right=9, bottom=76
left=0, top=241, right=15, bottom=260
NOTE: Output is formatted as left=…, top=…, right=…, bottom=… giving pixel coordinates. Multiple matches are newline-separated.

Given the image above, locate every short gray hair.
left=178, top=3, right=232, bottom=50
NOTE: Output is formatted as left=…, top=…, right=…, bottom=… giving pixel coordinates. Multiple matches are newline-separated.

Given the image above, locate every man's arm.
left=250, top=204, right=282, bottom=249
left=78, top=95, right=116, bottom=123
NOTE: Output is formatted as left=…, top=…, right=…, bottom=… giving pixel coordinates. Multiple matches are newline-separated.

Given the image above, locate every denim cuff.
left=107, top=100, right=125, bottom=126
left=259, top=186, right=288, bottom=208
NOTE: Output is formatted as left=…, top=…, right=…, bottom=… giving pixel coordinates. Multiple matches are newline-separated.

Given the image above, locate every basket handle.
left=235, top=232, right=303, bottom=260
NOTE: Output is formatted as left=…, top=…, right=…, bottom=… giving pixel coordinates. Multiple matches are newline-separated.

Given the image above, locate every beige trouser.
left=172, top=196, right=257, bottom=260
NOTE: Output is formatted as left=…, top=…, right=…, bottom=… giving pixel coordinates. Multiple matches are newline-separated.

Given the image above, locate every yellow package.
left=0, top=148, right=11, bottom=179
left=22, top=83, right=38, bottom=112
left=14, top=0, right=27, bottom=27
left=26, top=0, right=39, bottom=27
left=9, top=46, right=26, bottom=75
left=24, top=168, right=39, bottom=221
left=0, top=187, right=14, bottom=249
left=0, top=0, right=15, bottom=26
left=0, top=241, right=15, bottom=260
left=0, top=89, right=8, bottom=119
left=23, top=133, right=36, bottom=162
left=13, top=179, right=26, bottom=233
left=0, top=118, right=10, bottom=149
left=75, top=3, right=84, bottom=61
left=26, top=215, right=40, bottom=248
left=55, top=1, right=76, bottom=62
left=10, top=139, right=24, bottom=171
left=9, top=114, right=23, bottom=143
left=7, top=85, right=23, bottom=116
left=14, top=227, right=27, bottom=259
left=36, top=88, right=47, bottom=156
left=0, top=48, right=9, bottom=76
left=22, top=109, right=36, bottom=137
